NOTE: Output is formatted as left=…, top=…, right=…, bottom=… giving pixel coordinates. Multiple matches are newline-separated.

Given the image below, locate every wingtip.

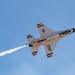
left=37, top=23, right=44, bottom=28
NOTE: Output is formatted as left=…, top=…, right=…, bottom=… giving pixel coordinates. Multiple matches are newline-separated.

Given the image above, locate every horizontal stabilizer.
left=27, top=34, right=37, bottom=43
left=31, top=44, right=39, bottom=56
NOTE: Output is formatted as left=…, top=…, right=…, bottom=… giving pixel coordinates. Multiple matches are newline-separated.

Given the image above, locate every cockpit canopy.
left=59, top=30, right=71, bottom=35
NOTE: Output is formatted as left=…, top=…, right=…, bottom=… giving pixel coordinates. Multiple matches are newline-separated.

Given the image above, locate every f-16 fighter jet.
left=27, top=23, right=75, bottom=58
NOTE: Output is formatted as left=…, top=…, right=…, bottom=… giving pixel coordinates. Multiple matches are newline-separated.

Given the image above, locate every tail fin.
left=27, top=34, right=37, bottom=43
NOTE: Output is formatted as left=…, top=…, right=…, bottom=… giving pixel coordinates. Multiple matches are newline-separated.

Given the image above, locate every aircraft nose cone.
left=72, top=28, right=75, bottom=32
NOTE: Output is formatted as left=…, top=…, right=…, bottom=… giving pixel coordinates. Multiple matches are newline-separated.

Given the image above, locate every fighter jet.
left=27, top=23, right=75, bottom=58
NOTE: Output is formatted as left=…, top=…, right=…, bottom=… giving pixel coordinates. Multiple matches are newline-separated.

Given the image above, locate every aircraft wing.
left=37, top=23, right=54, bottom=37
left=44, top=41, right=57, bottom=58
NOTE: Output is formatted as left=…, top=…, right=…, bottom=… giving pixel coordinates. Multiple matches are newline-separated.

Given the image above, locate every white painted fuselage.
left=27, top=23, right=75, bottom=58
left=31, top=29, right=74, bottom=46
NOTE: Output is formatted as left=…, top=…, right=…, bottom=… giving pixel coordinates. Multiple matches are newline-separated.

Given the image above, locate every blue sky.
left=0, top=0, right=75, bottom=75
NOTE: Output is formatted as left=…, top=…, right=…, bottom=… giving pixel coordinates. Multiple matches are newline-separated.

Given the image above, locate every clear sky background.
left=0, top=0, right=75, bottom=75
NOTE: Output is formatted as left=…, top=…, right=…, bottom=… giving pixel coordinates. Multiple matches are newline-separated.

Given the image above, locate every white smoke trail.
left=0, top=45, right=28, bottom=56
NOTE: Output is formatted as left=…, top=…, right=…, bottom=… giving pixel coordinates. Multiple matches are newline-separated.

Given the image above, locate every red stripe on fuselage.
left=38, top=39, right=46, bottom=43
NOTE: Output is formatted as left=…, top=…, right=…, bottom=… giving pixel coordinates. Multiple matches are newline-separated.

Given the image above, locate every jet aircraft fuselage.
left=27, top=23, right=75, bottom=58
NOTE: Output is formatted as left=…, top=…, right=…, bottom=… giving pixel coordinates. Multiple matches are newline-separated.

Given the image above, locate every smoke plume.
left=0, top=45, right=28, bottom=56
